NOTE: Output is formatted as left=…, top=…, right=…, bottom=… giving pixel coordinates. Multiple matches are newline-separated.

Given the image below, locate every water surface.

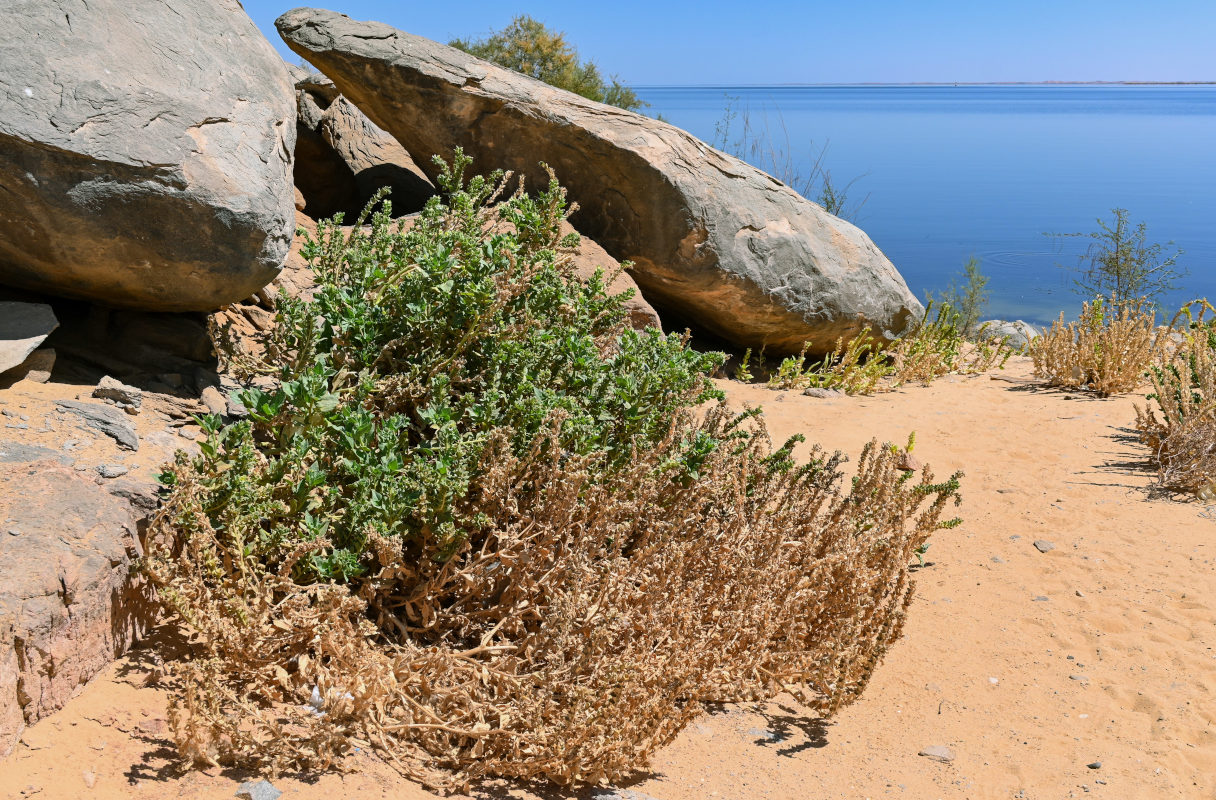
left=635, top=85, right=1216, bottom=324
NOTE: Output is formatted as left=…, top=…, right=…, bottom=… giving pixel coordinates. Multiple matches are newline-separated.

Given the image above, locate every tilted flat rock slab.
left=0, top=460, right=153, bottom=757
left=277, top=8, right=922, bottom=354
left=0, top=303, right=57, bottom=374
left=0, top=0, right=296, bottom=311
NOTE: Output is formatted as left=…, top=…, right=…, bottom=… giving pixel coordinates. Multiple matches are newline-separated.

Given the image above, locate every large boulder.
left=0, top=0, right=297, bottom=311
left=0, top=458, right=154, bottom=756
left=277, top=8, right=921, bottom=354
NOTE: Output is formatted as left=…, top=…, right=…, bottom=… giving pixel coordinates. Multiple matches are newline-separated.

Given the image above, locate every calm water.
left=635, top=85, right=1216, bottom=325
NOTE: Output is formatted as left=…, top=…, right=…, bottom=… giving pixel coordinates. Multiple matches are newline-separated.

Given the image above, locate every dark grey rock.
left=918, top=745, right=956, bottom=763
left=0, top=0, right=296, bottom=311
left=277, top=8, right=922, bottom=355
left=55, top=401, right=139, bottom=451
left=0, top=303, right=58, bottom=374
left=1087, top=761, right=1102, bottom=769
left=803, top=387, right=845, bottom=398
left=1033, top=539, right=1055, bottom=553
left=0, top=440, right=69, bottom=465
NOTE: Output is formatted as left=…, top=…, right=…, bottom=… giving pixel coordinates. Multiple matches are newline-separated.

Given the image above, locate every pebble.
left=97, top=464, right=129, bottom=479
left=1087, top=761, right=1102, bottom=770
left=1033, top=539, right=1055, bottom=553
left=918, top=745, right=955, bottom=763
left=1070, top=674, right=1089, bottom=682
left=1033, top=595, right=1049, bottom=602
left=991, top=556, right=1006, bottom=564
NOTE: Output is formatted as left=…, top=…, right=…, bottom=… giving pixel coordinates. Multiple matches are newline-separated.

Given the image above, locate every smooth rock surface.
left=981, top=319, right=1041, bottom=349
left=0, top=0, right=296, bottom=310
left=0, top=304, right=58, bottom=374
left=277, top=8, right=921, bottom=354
left=55, top=401, right=139, bottom=451
left=0, top=460, right=153, bottom=756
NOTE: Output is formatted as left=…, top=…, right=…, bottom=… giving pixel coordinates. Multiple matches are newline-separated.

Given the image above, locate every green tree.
left=451, top=16, right=645, bottom=112
left=1051, top=208, right=1185, bottom=306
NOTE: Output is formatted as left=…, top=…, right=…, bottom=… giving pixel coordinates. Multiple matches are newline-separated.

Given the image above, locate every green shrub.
left=147, top=153, right=961, bottom=787
left=929, top=256, right=989, bottom=339
left=1049, top=208, right=1186, bottom=307
left=451, top=16, right=645, bottom=112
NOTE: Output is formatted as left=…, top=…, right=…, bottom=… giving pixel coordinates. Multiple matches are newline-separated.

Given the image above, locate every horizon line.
left=631, top=80, right=1216, bottom=88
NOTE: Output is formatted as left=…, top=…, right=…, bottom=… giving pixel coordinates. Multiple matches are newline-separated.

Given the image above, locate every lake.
left=634, top=85, right=1216, bottom=325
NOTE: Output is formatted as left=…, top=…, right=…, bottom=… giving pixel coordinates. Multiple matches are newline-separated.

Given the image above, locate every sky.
left=243, top=0, right=1215, bottom=85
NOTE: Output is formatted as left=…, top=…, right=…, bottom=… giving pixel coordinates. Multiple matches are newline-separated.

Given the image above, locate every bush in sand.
left=145, top=153, right=962, bottom=789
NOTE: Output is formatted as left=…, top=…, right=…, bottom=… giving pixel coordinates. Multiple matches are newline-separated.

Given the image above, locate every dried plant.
left=146, top=152, right=961, bottom=790
left=766, top=328, right=889, bottom=395
left=1030, top=295, right=1172, bottom=396
left=1135, top=300, right=1216, bottom=495
left=888, top=302, right=1016, bottom=386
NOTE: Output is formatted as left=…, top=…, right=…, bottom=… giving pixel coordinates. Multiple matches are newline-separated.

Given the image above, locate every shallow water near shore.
left=637, top=84, right=1216, bottom=325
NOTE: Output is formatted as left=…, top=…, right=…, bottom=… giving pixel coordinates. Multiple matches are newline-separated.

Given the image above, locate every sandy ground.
left=3, top=356, right=1213, bottom=800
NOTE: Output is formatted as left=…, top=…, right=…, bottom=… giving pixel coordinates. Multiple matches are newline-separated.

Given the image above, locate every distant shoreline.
left=635, top=81, right=1216, bottom=89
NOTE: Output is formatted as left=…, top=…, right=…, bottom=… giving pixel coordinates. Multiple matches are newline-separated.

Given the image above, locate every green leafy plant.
left=147, top=153, right=961, bottom=788
left=1048, top=208, right=1186, bottom=307
left=765, top=329, right=891, bottom=395
left=451, top=16, right=645, bottom=112
left=889, top=302, right=1016, bottom=386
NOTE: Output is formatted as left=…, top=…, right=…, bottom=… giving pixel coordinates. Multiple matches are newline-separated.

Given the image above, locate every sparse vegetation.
left=145, top=153, right=961, bottom=789
left=766, top=329, right=890, bottom=395
left=1136, top=299, right=1216, bottom=495
left=1030, top=295, right=1173, bottom=396
left=451, top=16, right=645, bottom=112
left=929, top=256, right=989, bottom=338
left=1049, top=208, right=1186, bottom=307
left=888, top=302, right=1017, bottom=387
left=711, top=96, right=869, bottom=222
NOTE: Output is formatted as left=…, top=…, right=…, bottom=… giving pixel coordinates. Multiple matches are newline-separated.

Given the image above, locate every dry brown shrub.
left=1030, top=295, right=1173, bottom=396
left=146, top=408, right=961, bottom=790
left=1135, top=300, right=1216, bottom=495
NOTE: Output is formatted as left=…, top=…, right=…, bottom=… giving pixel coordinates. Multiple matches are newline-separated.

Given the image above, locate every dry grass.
left=1135, top=300, right=1216, bottom=495
left=1030, top=296, right=1173, bottom=396
left=888, top=307, right=1016, bottom=387
left=146, top=409, right=961, bottom=790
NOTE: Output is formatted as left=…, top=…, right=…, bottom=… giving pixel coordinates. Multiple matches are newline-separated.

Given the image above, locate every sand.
left=3, top=355, right=1213, bottom=799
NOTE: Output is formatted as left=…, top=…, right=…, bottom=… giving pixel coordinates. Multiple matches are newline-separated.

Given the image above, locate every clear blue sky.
left=244, top=1, right=1215, bottom=85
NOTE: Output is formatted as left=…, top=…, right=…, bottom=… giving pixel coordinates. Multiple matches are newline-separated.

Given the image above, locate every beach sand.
left=3, top=356, right=1213, bottom=799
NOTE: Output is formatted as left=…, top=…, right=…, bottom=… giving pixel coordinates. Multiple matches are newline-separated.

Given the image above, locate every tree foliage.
left=1051, top=208, right=1185, bottom=307
left=451, top=16, right=645, bottom=112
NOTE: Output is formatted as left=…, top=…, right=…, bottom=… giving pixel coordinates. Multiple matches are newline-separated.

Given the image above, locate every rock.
left=54, top=401, right=139, bottom=451
left=1087, top=761, right=1102, bottom=769
left=0, top=461, right=153, bottom=756
left=92, top=376, right=142, bottom=410
left=0, top=304, right=58, bottom=374
left=235, top=779, right=283, bottom=800
left=5, top=349, right=56, bottom=384
left=803, top=387, right=845, bottom=398
left=0, top=0, right=296, bottom=311
left=0, top=440, right=70, bottom=466
left=918, top=745, right=956, bottom=763
left=96, top=465, right=129, bottom=480
left=200, top=386, right=229, bottom=417
left=277, top=9, right=922, bottom=355
left=896, top=452, right=923, bottom=472
left=980, top=319, right=1041, bottom=349
left=1033, top=539, right=1055, bottom=553
left=319, top=95, right=435, bottom=215
left=556, top=219, right=661, bottom=331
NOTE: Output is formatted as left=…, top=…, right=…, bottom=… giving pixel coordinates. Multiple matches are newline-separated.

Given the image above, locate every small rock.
left=1033, top=595, right=1049, bottom=602
left=93, top=376, right=143, bottom=409
left=82, top=770, right=96, bottom=789
left=1070, top=674, right=1089, bottom=682
left=0, top=302, right=58, bottom=374
left=1076, top=589, right=1085, bottom=598
left=96, top=464, right=129, bottom=479
left=200, top=385, right=228, bottom=417
left=991, top=556, right=1006, bottom=564
left=895, top=452, right=923, bottom=472
left=803, top=387, right=844, bottom=399
left=1087, top=761, right=1102, bottom=770
left=918, top=745, right=955, bottom=763
left=1033, top=540, right=1055, bottom=553
left=746, top=727, right=778, bottom=742
left=235, top=780, right=282, bottom=800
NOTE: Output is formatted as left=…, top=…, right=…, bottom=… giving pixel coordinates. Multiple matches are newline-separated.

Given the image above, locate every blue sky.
left=244, top=1, right=1215, bottom=85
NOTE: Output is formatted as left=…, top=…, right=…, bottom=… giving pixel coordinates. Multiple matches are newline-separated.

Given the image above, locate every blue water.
left=634, top=85, right=1216, bottom=325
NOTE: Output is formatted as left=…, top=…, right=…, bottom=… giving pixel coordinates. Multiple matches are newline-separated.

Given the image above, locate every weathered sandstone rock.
left=0, top=0, right=296, bottom=311
left=0, top=460, right=154, bottom=756
left=0, top=303, right=57, bottom=374
left=277, top=8, right=921, bottom=353
left=292, top=73, right=434, bottom=219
